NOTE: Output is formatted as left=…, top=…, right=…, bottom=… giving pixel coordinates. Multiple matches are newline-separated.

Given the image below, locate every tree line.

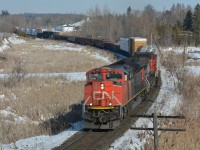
left=0, top=3, right=200, bottom=46
left=0, top=11, right=85, bottom=32
left=80, top=3, right=200, bottom=46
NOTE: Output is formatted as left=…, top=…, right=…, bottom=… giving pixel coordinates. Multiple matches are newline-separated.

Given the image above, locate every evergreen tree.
left=127, top=6, right=131, bottom=15
left=193, top=4, right=200, bottom=33
left=183, top=10, right=193, bottom=31
left=193, top=4, right=200, bottom=45
left=1, top=10, right=10, bottom=16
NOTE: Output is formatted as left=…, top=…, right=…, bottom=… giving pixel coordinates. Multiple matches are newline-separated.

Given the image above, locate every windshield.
left=106, top=74, right=122, bottom=80
left=88, top=74, right=103, bottom=80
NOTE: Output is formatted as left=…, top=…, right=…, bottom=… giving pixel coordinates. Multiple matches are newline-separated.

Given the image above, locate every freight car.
left=53, top=34, right=149, bottom=57
left=120, top=37, right=148, bottom=55
left=53, top=34, right=131, bottom=57
left=82, top=52, right=158, bottom=129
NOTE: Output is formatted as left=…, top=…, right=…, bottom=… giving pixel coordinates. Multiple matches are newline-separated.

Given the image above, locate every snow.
left=186, top=66, right=200, bottom=75
left=8, top=35, right=25, bottom=44
left=92, top=53, right=111, bottom=63
left=26, top=72, right=86, bottom=81
left=2, top=121, right=84, bottom=150
left=44, top=44, right=83, bottom=52
left=162, top=46, right=200, bottom=59
left=0, top=107, right=28, bottom=124
left=44, top=43, right=113, bottom=63
left=1, top=35, right=200, bottom=150
left=0, top=94, right=5, bottom=100
left=0, top=72, right=86, bottom=82
left=0, top=34, right=25, bottom=52
left=0, top=38, right=10, bottom=52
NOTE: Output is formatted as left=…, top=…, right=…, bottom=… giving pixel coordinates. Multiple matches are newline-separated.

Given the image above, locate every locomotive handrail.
left=123, top=85, right=148, bottom=106
left=88, top=106, right=114, bottom=110
left=145, top=75, right=150, bottom=92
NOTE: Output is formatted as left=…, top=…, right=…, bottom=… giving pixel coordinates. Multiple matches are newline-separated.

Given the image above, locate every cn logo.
left=93, top=91, right=114, bottom=100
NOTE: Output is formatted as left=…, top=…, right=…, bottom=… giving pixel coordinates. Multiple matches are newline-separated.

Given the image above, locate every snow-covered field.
left=1, top=35, right=200, bottom=150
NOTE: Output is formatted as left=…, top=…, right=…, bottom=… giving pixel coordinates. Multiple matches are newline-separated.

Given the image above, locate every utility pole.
left=153, top=113, right=158, bottom=150
left=178, top=31, right=193, bottom=68
left=151, top=32, right=153, bottom=49
left=130, top=113, right=186, bottom=150
left=178, top=31, right=193, bottom=92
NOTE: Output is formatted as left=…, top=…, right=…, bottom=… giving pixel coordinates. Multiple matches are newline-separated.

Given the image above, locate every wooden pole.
left=153, top=113, right=158, bottom=150
left=130, top=113, right=186, bottom=150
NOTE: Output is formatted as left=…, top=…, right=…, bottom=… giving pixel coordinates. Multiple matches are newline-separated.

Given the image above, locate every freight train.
left=82, top=52, right=158, bottom=129
left=51, top=33, right=158, bottom=129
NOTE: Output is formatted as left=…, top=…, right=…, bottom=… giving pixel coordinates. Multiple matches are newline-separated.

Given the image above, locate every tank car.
left=82, top=52, right=158, bottom=129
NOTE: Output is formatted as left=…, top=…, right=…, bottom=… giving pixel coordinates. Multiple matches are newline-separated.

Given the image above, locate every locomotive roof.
left=136, top=52, right=155, bottom=58
left=103, top=56, right=147, bottom=74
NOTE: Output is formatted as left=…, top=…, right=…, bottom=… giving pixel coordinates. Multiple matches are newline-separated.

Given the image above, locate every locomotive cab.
left=83, top=68, right=124, bottom=129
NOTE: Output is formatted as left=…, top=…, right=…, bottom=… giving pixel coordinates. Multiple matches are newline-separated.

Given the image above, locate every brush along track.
left=54, top=79, right=161, bottom=150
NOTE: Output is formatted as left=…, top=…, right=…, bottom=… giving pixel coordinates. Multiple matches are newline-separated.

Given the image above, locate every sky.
left=0, top=0, right=199, bottom=14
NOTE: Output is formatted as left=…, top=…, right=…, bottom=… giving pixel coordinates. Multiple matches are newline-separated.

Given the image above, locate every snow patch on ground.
left=2, top=121, right=84, bottom=150
left=0, top=34, right=26, bottom=52
left=44, top=44, right=83, bottom=52
left=0, top=72, right=86, bottom=81
left=0, top=107, right=29, bottom=124
left=186, top=66, right=200, bottom=75
left=44, top=43, right=113, bottom=63
left=8, top=35, right=25, bottom=44
left=162, top=46, right=200, bottom=59
left=0, top=38, right=10, bottom=52
left=0, top=94, right=5, bottom=101
left=91, top=53, right=111, bottom=63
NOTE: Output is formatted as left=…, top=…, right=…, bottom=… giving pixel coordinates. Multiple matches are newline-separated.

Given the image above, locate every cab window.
left=88, top=74, right=103, bottom=80
left=106, top=74, right=122, bottom=80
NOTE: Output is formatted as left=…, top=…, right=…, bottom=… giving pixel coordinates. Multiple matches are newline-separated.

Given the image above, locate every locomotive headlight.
left=101, top=83, right=104, bottom=90
left=89, top=103, right=93, bottom=106
left=109, top=103, right=112, bottom=106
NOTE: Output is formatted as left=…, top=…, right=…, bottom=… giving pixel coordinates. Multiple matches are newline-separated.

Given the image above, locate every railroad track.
left=54, top=129, right=93, bottom=150
left=54, top=79, right=161, bottom=150
left=53, top=129, right=108, bottom=150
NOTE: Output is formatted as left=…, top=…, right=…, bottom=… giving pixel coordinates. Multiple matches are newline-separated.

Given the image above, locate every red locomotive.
left=53, top=33, right=159, bottom=129
left=83, top=52, right=158, bottom=129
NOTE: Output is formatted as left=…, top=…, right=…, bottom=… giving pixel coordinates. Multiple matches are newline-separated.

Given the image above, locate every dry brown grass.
left=162, top=51, right=187, bottom=94
left=0, top=77, right=85, bottom=119
left=0, top=37, right=117, bottom=144
left=0, top=77, right=85, bottom=143
left=187, top=60, right=200, bottom=66
left=148, top=75, right=200, bottom=150
left=144, top=51, right=200, bottom=150
left=0, top=121, right=45, bottom=144
left=1, top=38, right=115, bottom=73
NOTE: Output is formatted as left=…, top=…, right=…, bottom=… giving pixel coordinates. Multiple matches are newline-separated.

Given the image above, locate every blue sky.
left=0, top=0, right=199, bottom=14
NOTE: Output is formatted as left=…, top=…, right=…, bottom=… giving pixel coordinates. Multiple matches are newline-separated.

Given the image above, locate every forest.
left=0, top=3, right=200, bottom=46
